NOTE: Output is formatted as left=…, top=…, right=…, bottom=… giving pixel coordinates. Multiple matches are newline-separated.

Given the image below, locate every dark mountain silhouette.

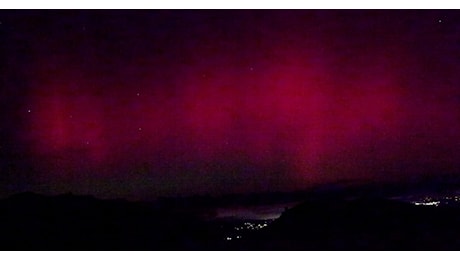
left=230, top=197, right=460, bottom=250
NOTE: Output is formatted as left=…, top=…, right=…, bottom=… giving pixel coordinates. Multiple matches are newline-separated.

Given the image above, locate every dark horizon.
left=1, top=10, right=460, bottom=200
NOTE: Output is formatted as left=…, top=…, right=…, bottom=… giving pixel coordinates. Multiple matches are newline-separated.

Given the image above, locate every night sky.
left=1, top=10, right=460, bottom=200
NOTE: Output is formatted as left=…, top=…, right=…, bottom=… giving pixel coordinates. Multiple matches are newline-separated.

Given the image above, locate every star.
left=27, top=109, right=31, bottom=113
left=438, top=19, right=442, bottom=23
left=136, top=93, right=140, bottom=96
left=138, top=127, right=142, bottom=131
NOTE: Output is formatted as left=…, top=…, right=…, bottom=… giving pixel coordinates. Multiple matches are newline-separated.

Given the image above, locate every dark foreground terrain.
left=0, top=192, right=218, bottom=250
left=233, top=198, right=460, bottom=250
left=1, top=192, right=460, bottom=250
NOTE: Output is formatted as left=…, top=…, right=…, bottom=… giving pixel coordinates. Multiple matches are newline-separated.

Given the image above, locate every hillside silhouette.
left=231, top=197, right=460, bottom=250
left=3, top=191, right=460, bottom=250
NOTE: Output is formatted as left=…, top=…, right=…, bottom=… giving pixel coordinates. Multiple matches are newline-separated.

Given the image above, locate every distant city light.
left=413, top=201, right=440, bottom=206
left=224, top=220, right=273, bottom=242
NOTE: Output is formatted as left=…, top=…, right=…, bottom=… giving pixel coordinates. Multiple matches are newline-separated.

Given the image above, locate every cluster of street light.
left=224, top=220, right=272, bottom=241
left=234, top=222, right=269, bottom=231
left=411, top=195, right=460, bottom=207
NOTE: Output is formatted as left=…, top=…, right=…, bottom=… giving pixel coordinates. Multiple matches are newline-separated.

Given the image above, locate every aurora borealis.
left=1, top=10, right=460, bottom=199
